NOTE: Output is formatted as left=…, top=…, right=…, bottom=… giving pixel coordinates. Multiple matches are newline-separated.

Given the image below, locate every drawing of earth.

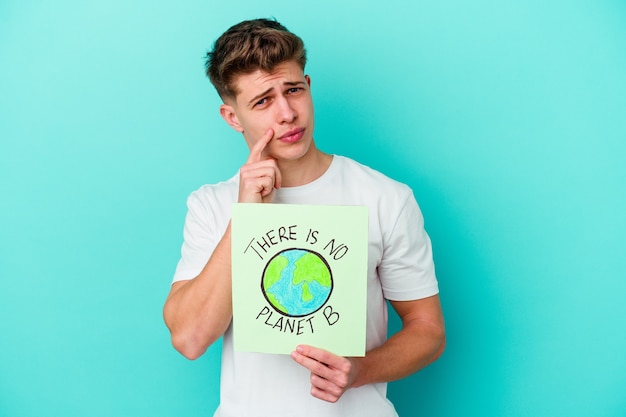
left=261, top=248, right=333, bottom=317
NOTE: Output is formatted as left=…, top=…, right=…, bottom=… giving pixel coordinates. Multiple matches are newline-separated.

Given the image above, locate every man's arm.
left=290, top=294, right=445, bottom=403
left=163, top=227, right=234, bottom=360
left=163, top=129, right=280, bottom=359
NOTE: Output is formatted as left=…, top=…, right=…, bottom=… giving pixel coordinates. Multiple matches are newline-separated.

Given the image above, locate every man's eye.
left=287, top=87, right=301, bottom=94
left=255, top=98, right=268, bottom=107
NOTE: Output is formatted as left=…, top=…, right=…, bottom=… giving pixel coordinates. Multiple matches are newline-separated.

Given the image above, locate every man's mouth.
left=278, top=128, right=305, bottom=143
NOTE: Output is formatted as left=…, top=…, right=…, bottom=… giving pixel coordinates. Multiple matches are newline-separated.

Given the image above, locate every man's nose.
left=276, top=97, right=297, bottom=123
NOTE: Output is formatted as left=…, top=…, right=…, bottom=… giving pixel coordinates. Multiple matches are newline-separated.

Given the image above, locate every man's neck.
left=278, top=149, right=333, bottom=188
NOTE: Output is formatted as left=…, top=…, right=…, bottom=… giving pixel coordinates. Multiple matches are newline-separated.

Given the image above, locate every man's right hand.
left=238, top=128, right=282, bottom=203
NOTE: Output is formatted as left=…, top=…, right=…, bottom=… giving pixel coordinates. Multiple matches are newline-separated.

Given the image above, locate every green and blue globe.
left=261, top=248, right=333, bottom=317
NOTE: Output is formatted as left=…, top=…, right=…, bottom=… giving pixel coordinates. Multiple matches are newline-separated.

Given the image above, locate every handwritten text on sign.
left=231, top=204, right=367, bottom=356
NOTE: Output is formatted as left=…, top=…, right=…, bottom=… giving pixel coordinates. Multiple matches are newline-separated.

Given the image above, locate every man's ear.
left=305, top=74, right=311, bottom=87
left=219, top=104, right=244, bottom=133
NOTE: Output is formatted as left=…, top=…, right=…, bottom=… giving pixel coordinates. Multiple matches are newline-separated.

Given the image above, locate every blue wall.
left=1, top=1, right=624, bottom=416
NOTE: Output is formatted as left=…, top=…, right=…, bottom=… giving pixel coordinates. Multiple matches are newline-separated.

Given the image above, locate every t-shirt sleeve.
left=172, top=191, right=221, bottom=284
left=379, top=191, right=439, bottom=301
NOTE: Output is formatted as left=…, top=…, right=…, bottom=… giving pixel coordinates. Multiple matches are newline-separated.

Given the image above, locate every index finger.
left=247, top=128, right=274, bottom=164
left=293, top=345, right=347, bottom=368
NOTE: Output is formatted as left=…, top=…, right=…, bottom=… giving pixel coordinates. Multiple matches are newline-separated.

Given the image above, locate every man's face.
left=219, top=60, right=315, bottom=162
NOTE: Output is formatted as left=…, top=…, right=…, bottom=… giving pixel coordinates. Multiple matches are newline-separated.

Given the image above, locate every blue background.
left=1, top=1, right=624, bottom=416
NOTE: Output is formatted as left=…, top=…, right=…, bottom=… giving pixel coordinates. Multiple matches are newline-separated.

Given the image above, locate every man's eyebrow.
left=248, top=87, right=273, bottom=107
left=247, top=81, right=308, bottom=107
left=284, top=81, right=307, bottom=87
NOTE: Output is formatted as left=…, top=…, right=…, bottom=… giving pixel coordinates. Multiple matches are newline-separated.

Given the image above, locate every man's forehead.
left=232, top=61, right=305, bottom=99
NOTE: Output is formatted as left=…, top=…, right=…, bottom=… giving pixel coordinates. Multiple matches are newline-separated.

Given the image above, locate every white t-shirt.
left=173, top=155, right=439, bottom=417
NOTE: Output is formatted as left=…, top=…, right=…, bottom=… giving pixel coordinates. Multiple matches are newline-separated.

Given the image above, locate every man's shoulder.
left=186, top=173, right=239, bottom=208
left=335, top=155, right=412, bottom=193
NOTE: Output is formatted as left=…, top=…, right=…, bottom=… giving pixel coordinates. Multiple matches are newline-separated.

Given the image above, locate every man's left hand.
left=290, top=345, right=362, bottom=403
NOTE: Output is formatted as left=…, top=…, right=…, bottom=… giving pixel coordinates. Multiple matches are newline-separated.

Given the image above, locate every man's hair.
left=205, top=18, right=307, bottom=101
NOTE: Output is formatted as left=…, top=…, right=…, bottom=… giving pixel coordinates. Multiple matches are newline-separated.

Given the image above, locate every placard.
left=231, top=203, right=368, bottom=356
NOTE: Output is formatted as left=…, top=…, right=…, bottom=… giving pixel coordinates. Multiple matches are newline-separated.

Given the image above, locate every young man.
left=163, top=18, right=445, bottom=417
